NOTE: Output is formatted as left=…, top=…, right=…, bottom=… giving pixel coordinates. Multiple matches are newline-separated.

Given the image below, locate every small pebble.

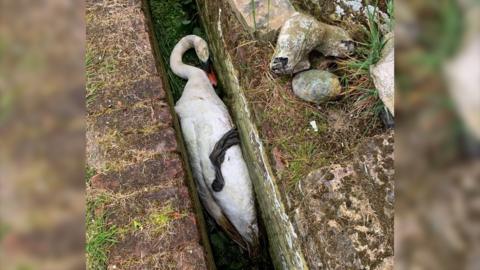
left=310, top=120, right=318, bottom=132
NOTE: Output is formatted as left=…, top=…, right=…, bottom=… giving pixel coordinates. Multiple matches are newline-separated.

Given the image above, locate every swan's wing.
left=178, top=117, right=223, bottom=219
left=176, top=90, right=249, bottom=249
left=186, top=118, right=248, bottom=249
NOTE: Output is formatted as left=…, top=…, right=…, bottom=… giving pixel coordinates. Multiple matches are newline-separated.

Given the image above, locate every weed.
left=86, top=193, right=117, bottom=270
left=335, top=2, right=390, bottom=121
left=131, top=219, right=144, bottom=231
left=251, top=0, right=257, bottom=31
left=285, top=139, right=325, bottom=189
left=85, top=47, right=117, bottom=106
left=386, top=0, right=394, bottom=30
left=85, top=48, right=99, bottom=106
left=85, top=166, right=97, bottom=184
left=148, top=203, right=186, bottom=234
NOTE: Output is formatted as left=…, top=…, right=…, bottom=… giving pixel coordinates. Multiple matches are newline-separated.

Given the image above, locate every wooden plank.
left=196, top=1, right=309, bottom=269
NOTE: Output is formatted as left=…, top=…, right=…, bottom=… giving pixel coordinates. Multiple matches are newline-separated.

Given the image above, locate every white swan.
left=170, top=35, right=259, bottom=251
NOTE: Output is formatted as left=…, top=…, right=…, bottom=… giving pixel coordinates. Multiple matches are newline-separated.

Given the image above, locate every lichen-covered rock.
left=292, top=69, right=341, bottom=103
left=227, top=0, right=296, bottom=39
left=370, top=33, right=394, bottom=116
left=293, top=130, right=394, bottom=269
left=293, top=0, right=392, bottom=36
left=270, top=12, right=354, bottom=75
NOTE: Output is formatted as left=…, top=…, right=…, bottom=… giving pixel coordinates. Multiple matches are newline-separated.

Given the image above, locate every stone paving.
left=86, top=0, right=208, bottom=268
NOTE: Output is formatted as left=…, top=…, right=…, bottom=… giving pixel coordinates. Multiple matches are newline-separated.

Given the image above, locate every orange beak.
left=207, top=71, right=217, bottom=87
left=201, top=60, right=218, bottom=88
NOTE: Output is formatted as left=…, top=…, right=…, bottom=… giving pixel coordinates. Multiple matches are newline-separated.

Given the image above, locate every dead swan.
left=170, top=35, right=259, bottom=251
left=270, top=12, right=355, bottom=75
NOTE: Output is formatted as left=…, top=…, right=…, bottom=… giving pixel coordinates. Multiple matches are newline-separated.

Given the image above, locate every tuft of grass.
left=148, top=203, right=186, bottom=234
left=285, top=140, right=325, bottom=189
left=251, top=0, right=257, bottom=31
left=86, top=193, right=118, bottom=270
left=336, top=2, right=389, bottom=120
left=85, top=47, right=117, bottom=107
left=386, top=0, right=394, bottom=31
left=85, top=48, right=99, bottom=106
left=348, top=5, right=385, bottom=74
left=85, top=166, right=97, bottom=184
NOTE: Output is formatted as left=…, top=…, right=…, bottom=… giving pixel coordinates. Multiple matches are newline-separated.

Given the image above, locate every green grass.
left=85, top=47, right=117, bottom=107
left=386, top=0, right=394, bottom=31
left=86, top=194, right=118, bottom=270
left=85, top=166, right=97, bottom=184
left=251, top=0, right=257, bottom=31
left=85, top=48, right=99, bottom=106
left=286, top=140, right=323, bottom=189
left=348, top=5, right=385, bottom=74
left=337, top=2, right=392, bottom=120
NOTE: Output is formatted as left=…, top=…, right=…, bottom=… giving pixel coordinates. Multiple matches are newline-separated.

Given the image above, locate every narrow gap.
left=144, top=0, right=273, bottom=269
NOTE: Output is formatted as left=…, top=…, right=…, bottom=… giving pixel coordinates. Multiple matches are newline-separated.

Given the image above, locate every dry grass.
left=219, top=2, right=385, bottom=196
left=86, top=2, right=155, bottom=113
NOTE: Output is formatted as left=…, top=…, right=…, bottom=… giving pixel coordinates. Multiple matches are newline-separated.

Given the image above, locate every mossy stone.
left=292, top=69, right=341, bottom=103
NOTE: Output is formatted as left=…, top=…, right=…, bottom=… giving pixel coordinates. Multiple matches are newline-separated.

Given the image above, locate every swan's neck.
left=170, top=35, right=204, bottom=80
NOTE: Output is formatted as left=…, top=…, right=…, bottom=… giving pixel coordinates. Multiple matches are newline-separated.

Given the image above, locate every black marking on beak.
left=201, top=59, right=213, bottom=73
left=209, top=128, right=240, bottom=192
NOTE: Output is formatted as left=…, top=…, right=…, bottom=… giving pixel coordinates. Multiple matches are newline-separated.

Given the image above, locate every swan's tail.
left=169, top=35, right=208, bottom=80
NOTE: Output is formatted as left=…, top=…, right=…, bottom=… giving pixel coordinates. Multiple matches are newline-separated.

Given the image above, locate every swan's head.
left=194, top=40, right=210, bottom=63
left=195, top=41, right=217, bottom=87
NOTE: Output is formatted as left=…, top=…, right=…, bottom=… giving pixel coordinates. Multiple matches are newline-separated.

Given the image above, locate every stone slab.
left=227, top=0, right=296, bottom=39
left=86, top=0, right=209, bottom=269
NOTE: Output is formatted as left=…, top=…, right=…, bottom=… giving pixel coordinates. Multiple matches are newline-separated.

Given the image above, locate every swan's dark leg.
left=209, top=128, right=240, bottom=192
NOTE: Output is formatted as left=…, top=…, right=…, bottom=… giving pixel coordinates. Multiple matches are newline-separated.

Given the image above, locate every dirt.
left=86, top=0, right=209, bottom=269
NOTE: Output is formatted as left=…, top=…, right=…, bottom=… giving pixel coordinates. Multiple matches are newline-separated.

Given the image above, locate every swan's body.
left=170, top=35, right=259, bottom=249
